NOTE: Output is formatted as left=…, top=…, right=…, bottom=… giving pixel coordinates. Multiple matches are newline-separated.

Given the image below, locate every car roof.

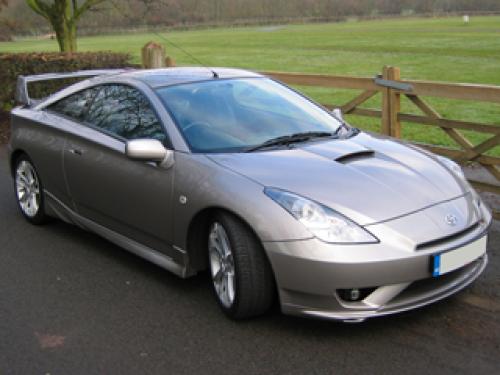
left=31, top=67, right=265, bottom=110
left=117, top=67, right=264, bottom=88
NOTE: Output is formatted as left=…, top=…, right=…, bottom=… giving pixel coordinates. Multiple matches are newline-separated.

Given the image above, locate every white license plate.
left=432, top=236, right=487, bottom=277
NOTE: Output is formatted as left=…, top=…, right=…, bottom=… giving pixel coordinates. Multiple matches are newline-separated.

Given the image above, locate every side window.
left=47, top=88, right=98, bottom=122
left=85, top=85, right=166, bottom=142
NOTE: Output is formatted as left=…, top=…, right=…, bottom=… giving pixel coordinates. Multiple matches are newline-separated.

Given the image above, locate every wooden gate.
left=264, top=67, right=500, bottom=204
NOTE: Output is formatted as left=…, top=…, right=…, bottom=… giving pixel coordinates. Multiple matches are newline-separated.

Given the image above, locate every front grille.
left=416, top=222, right=480, bottom=250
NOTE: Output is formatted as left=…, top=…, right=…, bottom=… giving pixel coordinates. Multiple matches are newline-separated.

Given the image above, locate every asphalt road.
left=1, top=145, right=499, bottom=375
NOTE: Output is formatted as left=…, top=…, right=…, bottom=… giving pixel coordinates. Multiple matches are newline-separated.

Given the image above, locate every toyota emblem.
left=445, top=214, right=458, bottom=226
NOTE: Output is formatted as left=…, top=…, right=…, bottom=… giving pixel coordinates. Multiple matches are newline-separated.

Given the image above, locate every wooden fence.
left=263, top=67, right=500, bottom=203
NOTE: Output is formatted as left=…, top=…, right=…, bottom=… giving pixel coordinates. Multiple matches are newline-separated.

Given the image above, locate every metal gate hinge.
left=374, top=75, right=414, bottom=92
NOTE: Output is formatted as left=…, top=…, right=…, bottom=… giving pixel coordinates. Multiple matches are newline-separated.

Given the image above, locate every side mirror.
left=332, top=108, right=344, bottom=122
left=126, top=139, right=174, bottom=168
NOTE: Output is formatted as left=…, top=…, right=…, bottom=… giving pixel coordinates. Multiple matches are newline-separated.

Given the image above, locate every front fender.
left=171, top=153, right=313, bottom=251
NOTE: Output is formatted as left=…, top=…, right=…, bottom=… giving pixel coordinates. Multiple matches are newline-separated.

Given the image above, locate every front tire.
left=208, top=212, right=275, bottom=319
left=14, top=155, right=49, bottom=225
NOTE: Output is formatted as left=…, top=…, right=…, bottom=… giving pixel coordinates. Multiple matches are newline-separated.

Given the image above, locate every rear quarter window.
left=47, top=88, right=98, bottom=122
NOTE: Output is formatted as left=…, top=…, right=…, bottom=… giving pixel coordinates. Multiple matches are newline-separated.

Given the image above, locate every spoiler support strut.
left=15, top=69, right=128, bottom=106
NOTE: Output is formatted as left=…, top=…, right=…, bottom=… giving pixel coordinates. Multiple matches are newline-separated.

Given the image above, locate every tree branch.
left=73, top=0, right=107, bottom=21
left=0, top=0, right=8, bottom=13
left=25, top=0, right=53, bottom=20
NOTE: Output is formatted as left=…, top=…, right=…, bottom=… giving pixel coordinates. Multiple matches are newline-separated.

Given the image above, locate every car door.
left=24, top=88, right=99, bottom=209
left=63, top=84, right=177, bottom=260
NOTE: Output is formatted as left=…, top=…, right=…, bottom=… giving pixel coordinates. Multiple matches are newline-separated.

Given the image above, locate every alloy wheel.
left=15, top=160, right=41, bottom=218
left=208, top=222, right=236, bottom=308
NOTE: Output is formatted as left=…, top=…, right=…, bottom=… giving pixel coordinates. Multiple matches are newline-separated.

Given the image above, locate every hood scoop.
left=302, top=139, right=374, bottom=162
left=335, top=150, right=375, bottom=164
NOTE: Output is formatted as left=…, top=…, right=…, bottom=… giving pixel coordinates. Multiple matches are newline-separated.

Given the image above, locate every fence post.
left=142, top=41, right=166, bottom=69
left=165, top=56, right=176, bottom=67
left=381, top=66, right=402, bottom=138
left=389, top=66, right=401, bottom=138
left=381, top=66, right=391, bottom=136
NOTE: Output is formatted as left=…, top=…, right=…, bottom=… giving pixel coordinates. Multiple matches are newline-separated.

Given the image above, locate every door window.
left=85, top=85, right=166, bottom=142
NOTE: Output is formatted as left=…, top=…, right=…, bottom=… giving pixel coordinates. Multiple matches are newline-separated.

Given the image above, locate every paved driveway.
left=0, top=146, right=499, bottom=375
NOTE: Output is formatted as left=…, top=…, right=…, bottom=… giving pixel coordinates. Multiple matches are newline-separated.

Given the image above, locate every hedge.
left=0, top=52, right=132, bottom=111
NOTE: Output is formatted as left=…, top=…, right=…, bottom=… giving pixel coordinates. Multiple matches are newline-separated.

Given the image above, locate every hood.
left=208, top=132, right=471, bottom=225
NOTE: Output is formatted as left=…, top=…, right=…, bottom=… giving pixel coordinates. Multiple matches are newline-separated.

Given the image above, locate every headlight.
left=436, top=155, right=465, bottom=180
left=264, top=188, right=378, bottom=244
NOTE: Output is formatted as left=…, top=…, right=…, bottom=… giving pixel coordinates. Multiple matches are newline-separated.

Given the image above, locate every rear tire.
left=208, top=212, right=275, bottom=319
left=13, top=154, right=49, bottom=225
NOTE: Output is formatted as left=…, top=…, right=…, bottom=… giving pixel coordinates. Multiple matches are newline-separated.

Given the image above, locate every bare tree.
left=0, top=0, right=12, bottom=41
left=25, top=0, right=107, bottom=52
left=8, top=0, right=500, bottom=36
left=0, top=0, right=8, bottom=12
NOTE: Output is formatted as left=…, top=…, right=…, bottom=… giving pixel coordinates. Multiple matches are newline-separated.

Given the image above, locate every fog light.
left=338, top=288, right=376, bottom=302
left=349, top=289, right=360, bottom=300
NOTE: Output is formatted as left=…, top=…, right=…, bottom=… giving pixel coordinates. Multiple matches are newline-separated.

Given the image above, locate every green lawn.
left=1, top=16, right=499, bottom=155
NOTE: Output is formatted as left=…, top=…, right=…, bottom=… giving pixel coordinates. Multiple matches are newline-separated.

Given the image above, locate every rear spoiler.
left=15, top=69, right=128, bottom=106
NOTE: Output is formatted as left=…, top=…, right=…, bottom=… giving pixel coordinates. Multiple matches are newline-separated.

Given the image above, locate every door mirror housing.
left=332, top=108, right=344, bottom=122
left=126, top=139, right=174, bottom=168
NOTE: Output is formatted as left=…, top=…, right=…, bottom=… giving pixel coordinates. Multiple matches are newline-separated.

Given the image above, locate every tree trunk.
left=54, top=19, right=76, bottom=52
left=49, top=0, right=77, bottom=53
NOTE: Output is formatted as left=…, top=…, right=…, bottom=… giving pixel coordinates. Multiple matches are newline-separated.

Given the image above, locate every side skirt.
left=45, top=191, right=192, bottom=279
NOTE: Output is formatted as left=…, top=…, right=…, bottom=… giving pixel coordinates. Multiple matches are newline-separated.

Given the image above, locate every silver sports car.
left=8, top=68, right=491, bottom=322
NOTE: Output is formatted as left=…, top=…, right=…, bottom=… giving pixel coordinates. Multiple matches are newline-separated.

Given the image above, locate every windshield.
left=156, top=78, right=343, bottom=153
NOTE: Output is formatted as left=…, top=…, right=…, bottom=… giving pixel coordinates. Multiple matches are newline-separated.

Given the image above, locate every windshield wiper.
left=245, top=131, right=335, bottom=152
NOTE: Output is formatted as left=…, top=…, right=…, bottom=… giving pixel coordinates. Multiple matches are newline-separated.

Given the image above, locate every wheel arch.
left=186, top=206, right=270, bottom=274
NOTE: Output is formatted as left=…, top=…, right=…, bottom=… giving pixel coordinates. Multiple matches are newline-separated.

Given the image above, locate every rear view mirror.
left=126, top=139, right=174, bottom=168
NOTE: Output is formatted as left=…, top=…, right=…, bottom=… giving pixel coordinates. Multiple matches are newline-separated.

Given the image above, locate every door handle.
left=68, top=148, right=83, bottom=156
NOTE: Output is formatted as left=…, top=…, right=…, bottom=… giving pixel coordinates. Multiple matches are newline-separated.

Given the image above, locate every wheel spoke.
left=16, top=177, right=28, bottom=189
left=19, top=173, right=29, bottom=185
left=213, top=268, right=224, bottom=283
left=225, top=253, right=234, bottom=267
left=19, top=190, right=28, bottom=202
left=209, top=222, right=236, bottom=308
left=227, top=273, right=235, bottom=303
left=30, top=194, right=38, bottom=213
left=209, top=249, right=221, bottom=275
left=18, top=161, right=28, bottom=175
left=209, top=233, right=224, bottom=259
left=214, top=278, right=222, bottom=298
left=27, top=168, right=36, bottom=185
left=222, top=274, right=230, bottom=304
left=217, top=225, right=231, bottom=257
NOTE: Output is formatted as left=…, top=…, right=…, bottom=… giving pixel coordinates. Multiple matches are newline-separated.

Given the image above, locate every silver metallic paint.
left=208, top=132, right=471, bottom=226
left=125, top=139, right=169, bottom=162
left=44, top=191, right=188, bottom=277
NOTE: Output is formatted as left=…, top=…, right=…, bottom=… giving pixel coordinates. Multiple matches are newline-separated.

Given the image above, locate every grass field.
left=1, top=16, right=499, bottom=154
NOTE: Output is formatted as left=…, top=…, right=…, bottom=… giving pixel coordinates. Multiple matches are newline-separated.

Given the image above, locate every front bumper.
left=264, top=219, right=490, bottom=322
